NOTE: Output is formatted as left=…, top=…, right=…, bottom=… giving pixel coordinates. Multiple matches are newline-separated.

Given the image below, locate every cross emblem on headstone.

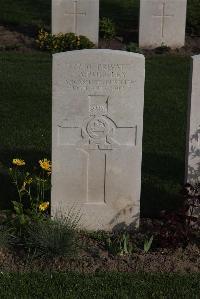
left=152, top=0, right=174, bottom=38
left=64, top=0, right=86, bottom=34
left=58, top=95, right=137, bottom=204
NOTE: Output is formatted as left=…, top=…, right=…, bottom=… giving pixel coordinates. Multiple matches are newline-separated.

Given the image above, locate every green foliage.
left=126, top=42, right=141, bottom=53
left=7, top=158, right=51, bottom=235
left=106, top=232, right=134, bottom=256
left=0, top=0, right=50, bottom=27
left=187, top=0, right=200, bottom=35
left=143, top=235, right=154, bottom=253
left=36, top=29, right=94, bottom=53
left=99, top=17, right=116, bottom=41
left=1, top=272, right=200, bottom=298
left=100, top=0, right=139, bottom=34
left=25, top=212, right=81, bottom=258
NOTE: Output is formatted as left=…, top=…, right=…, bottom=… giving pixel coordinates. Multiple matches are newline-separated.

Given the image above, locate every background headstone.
left=139, top=0, right=187, bottom=49
left=52, top=50, right=145, bottom=231
left=185, top=55, right=200, bottom=184
left=52, top=0, right=99, bottom=45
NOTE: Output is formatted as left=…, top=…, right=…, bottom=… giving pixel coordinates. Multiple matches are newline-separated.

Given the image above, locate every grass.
left=0, top=272, right=200, bottom=298
left=0, top=52, right=190, bottom=216
left=0, top=0, right=51, bottom=28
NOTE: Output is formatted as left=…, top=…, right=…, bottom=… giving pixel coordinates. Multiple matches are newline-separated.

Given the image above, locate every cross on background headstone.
left=152, top=0, right=174, bottom=38
left=64, top=0, right=86, bottom=34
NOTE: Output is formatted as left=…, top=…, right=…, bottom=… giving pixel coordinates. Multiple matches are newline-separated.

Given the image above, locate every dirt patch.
left=0, top=24, right=200, bottom=55
left=1, top=243, right=200, bottom=274
left=0, top=25, right=36, bottom=52
left=1, top=220, right=200, bottom=274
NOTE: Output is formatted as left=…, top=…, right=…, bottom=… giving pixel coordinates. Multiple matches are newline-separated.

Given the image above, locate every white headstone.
left=52, top=50, right=145, bottom=231
left=52, top=0, right=99, bottom=45
left=139, top=0, right=187, bottom=49
left=185, top=55, right=200, bottom=184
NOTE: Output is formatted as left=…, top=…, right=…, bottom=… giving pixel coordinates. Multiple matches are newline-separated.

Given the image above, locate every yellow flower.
left=39, top=201, right=49, bottom=212
left=12, top=159, right=25, bottom=166
left=39, top=158, right=51, bottom=171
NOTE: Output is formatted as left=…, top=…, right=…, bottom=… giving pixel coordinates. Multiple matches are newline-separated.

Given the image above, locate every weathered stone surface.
left=185, top=55, right=200, bottom=184
left=52, top=0, right=99, bottom=45
left=52, top=50, right=145, bottom=230
left=139, top=0, right=187, bottom=49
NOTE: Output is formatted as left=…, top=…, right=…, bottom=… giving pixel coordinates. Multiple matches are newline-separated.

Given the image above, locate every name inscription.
left=65, top=63, right=135, bottom=92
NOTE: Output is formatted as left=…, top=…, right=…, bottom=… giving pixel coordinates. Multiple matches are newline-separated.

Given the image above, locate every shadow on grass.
left=141, top=152, right=185, bottom=218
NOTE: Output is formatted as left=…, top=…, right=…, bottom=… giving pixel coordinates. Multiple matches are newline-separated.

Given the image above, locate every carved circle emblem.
left=86, top=117, right=110, bottom=139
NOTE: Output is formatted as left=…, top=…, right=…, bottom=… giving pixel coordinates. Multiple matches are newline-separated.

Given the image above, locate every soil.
left=0, top=25, right=36, bottom=52
left=0, top=24, right=200, bottom=55
left=1, top=239, right=200, bottom=274
left=0, top=218, right=200, bottom=274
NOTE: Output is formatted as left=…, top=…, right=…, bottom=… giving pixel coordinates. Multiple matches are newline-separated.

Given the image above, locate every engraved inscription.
left=65, top=64, right=136, bottom=92
left=58, top=95, right=137, bottom=149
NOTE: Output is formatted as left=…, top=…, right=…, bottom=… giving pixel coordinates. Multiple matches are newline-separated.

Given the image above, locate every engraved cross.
left=152, top=1, right=174, bottom=38
left=64, top=0, right=86, bottom=34
left=58, top=95, right=137, bottom=205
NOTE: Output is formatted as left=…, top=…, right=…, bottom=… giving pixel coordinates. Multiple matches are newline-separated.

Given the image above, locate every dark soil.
left=1, top=240, right=200, bottom=274
left=1, top=218, right=200, bottom=274
left=0, top=24, right=200, bottom=55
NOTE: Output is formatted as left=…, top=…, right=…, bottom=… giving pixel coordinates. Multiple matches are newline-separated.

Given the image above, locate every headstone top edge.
left=53, top=49, right=145, bottom=60
left=141, top=0, right=187, bottom=2
left=192, top=55, right=200, bottom=61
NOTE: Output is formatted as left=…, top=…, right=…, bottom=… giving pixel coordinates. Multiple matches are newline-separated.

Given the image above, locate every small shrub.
left=126, top=42, right=141, bottom=53
left=106, top=232, right=134, bottom=256
left=36, top=29, right=94, bottom=53
left=25, top=212, right=81, bottom=258
left=99, top=17, right=116, bottom=42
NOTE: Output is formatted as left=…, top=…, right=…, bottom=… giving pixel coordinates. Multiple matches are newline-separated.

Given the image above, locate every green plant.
left=8, top=158, right=51, bottom=235
left=126, top=42, right=141, bottom=53
left=36, top=29, right=94, bottom=53
left=25, top=212, right=80, bottom=258
left=99, top=17, right=116, bottom=42
left=106, top=232, right=134, bottom=256
left=143, top=235, right=154, bottom=253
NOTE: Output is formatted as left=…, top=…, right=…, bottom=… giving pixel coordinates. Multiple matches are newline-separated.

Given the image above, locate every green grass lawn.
left=0, top=52, right=190, bottom=215
left=0, top=272, right=200, bottom=298
left=0, top=0, right=51, bottom=28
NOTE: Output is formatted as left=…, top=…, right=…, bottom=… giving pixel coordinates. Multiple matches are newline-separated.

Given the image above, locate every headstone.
left=52, top=50, right=145, bottom=230
left=185, top=55, right=200, bottom=184
left=139, top=0, right=187, bottom=49
left=52, top=0, right=99, bottom=45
